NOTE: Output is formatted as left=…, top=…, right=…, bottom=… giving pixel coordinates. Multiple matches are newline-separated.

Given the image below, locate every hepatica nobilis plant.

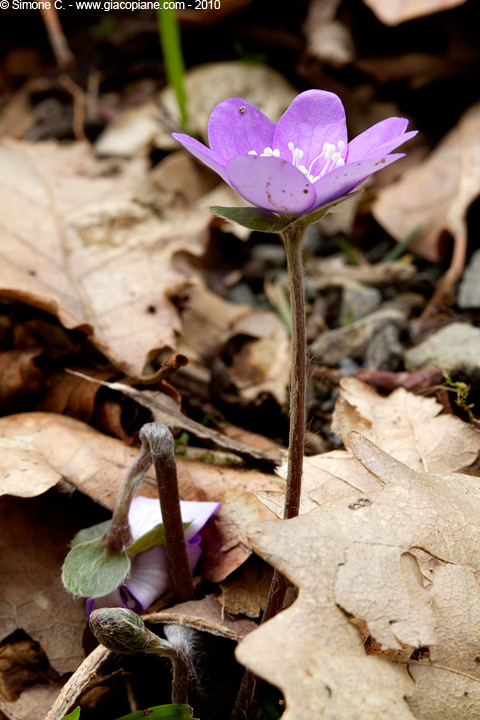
left=173, top=89, right=416, bottom=631
left=62, top=423, right=219, bottom=613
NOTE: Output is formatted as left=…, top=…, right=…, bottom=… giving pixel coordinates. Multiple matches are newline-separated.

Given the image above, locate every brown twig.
left=417, top=230, right=468, bottom=325
left=40, top=7, right=75, bottom=69
left=58, top=73, right=87, bottom=142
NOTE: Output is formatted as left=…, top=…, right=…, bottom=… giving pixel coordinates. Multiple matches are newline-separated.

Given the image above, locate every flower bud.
left=89, top=607, right=150, bottom=654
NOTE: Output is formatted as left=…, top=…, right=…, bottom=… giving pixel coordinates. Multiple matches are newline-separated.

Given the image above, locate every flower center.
left=248, top=139, right=346, bottom=183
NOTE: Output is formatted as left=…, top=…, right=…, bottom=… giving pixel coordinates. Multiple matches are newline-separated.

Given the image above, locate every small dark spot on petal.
left=282, top=189, right=285, bottom=193
left=146, top=305, right=157, bottom=314
left=238, top=106, right=246, bottom=113
left=303, top=189, right=308, bottom=194
left=28, top=269, right=37, bottom=276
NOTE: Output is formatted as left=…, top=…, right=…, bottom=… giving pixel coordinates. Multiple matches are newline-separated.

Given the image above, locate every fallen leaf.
left=258, top=377, right=480, bottom=516
left=0, top=412, right=157, bottom=504
left=362, top=0, right=467, bottom=26
left=238, top=432, right=480, bottom=719
left=77, top=374, right=284, bottom=467
left=0, top=682, right=64, bottom=720
left=218, top=559, right=273, bottom=618
left=0, top=139, right=212, bottom=378
left=373, top=102, right=480, bottom=263
left=331, top=377, right=480, bottom=474
left=0, top=495, right=86, bottom=674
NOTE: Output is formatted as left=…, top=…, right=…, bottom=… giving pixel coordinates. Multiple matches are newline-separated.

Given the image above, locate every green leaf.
left=114, top=703, right=197, bottom=720
left=71, top=520, right=111, bottom=547
left=157, top=9, right=187, bottom=130
left=128, top=522, right=190, bottom=555
left=210, top=206, right=287, bottom=233
left=61, top=707, right=81, bottom=720
left=62, top=538, right=131, bottom=598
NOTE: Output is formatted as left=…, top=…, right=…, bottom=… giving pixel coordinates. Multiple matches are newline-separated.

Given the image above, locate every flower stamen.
left=247, top=139, right=346, bottom=183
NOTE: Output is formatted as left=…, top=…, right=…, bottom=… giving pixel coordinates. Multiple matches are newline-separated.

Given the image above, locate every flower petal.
left=347, top=118, right=417, bottom=162
left=128, top=496, right=220, bottom=542
left=180, top=501, right=221, bottom=541
left=124, top=540, right=202, bottom=612
left=227, top=155, right=316, bottom=213
left=171, top=133, right=229, bottom=183
left=123, top=545, right=171, bottom=611
left=313, top=154, right=404, bottom=208
left=86, top=586, right=142, bottom=614
left=207, top=98, right=276, bottom=163
left=274, top=90, right=347, bottom=167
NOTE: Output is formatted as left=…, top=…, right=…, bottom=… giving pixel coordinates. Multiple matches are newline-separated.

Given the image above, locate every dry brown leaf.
left=0, top=412, right=158, bottom=504
left=373, top=102, right=480, bottom=263
left=218, top=560, right=273, bottom=618
left=178, top=280, right=290, bottom=406
left=363, top=0, right=467, bottom=26
left=332, top=377, right=480, bottom=474
left=238, top=432, right=480, bottom=719
left=0, top=139, right=212, bottom=378
left=0, top=495, right=86, bottom=675
left=1, top=682, right=64, bottom=720
left=258, top=377, right=480, bottom=517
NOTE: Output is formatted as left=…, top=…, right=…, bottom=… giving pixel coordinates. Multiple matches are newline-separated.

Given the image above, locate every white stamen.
left=246, top=137, right=346, bottom=181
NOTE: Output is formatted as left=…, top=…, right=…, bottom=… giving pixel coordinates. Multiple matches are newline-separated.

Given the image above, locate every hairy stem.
left=140, top=423, right=195, bottom=603
left=231, top=224, right=307, bottom=720
left=103, top=437, right=153, bottom=552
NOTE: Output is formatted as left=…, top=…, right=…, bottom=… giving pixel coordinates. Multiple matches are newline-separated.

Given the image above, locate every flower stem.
left=140, top=423, right=195, bottom=603
left=281, top=224, right=307, bottom=520
left=103, top=437, right=153, bottom=552
left=231, top=224, right=307, bottom=720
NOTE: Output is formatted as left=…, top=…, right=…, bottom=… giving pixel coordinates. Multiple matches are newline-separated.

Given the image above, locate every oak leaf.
left=237, top=432, right=480, bottom=719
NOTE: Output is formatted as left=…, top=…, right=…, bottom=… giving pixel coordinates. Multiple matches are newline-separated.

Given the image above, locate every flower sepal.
left=211, top=191, right=361, bottom=236
left=210, top=205, right=290, bottom=233
left=127, top=521, right=190, bottom=555
left=290, top=191, right=362, bottom=232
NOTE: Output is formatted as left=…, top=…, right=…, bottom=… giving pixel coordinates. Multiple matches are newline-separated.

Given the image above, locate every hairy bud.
left=89, top=607, right=150, bottom=654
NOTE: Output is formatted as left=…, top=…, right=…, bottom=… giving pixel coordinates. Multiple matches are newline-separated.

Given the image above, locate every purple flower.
left=87, top=496, right=220, bottom=614
left=172, top=90, right=416, bottom=215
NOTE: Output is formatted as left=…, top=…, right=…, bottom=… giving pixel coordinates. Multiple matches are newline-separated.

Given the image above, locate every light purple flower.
left=87, top=496, right=220, bottom=614
left=172, top=90, right=416, bottom=214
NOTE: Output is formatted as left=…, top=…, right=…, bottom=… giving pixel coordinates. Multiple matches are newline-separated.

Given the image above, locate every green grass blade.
left=157, top=8, right=188, bottom=130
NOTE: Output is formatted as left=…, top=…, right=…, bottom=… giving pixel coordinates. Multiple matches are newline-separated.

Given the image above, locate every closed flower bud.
left=89, top=607, right=150, bottom=654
